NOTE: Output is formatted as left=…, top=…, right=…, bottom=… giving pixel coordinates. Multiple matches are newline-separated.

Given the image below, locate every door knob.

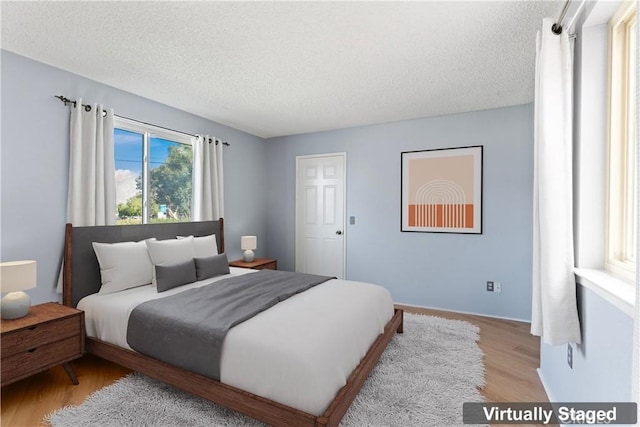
left=336, top=230, right=343, bottom=235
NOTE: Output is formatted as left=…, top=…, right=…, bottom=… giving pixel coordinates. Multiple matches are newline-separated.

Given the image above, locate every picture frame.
left=401, top=145, right=483, bottom=234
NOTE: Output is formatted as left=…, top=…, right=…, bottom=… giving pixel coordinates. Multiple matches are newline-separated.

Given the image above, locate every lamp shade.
left=241, top=236, right=257, bottom=250
left=0, top=261, right=37, bottom=293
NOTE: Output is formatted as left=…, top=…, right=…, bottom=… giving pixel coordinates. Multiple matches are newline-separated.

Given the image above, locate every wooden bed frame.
left=62, top=219, right=404, bottom=427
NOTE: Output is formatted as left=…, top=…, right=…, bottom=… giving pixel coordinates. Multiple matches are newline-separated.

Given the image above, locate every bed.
left=63, top=219, right=404, bottom=427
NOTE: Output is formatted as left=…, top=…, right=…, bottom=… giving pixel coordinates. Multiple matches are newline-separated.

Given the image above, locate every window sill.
left=574, top=268, right=635, bottom=317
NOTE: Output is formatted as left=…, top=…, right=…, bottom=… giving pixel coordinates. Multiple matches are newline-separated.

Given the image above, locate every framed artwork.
left=401, top=145, right=483, bottom=234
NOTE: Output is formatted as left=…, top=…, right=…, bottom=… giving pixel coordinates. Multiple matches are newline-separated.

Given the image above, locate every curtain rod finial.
left=55, top=94, right=77, bottom=107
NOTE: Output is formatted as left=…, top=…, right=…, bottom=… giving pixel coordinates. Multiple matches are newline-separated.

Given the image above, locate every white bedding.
left=78, top=267, right=394, bottom=416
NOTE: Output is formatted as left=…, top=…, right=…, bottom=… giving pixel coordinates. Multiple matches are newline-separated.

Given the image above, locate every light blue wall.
left=1, top=50, right=536, bottom=321
left=0, top=50, right=268, bottom=305
left=539, top=285, right=633, bottom=403
left=265, top=104, right=535, bottom=320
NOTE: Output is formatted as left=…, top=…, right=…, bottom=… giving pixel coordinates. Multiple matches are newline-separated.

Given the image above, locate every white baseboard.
left=394, top=301, right=531, bottom=323
left=536, top=368, right=556, bottom=402
left=538, top=369, right=577, bottom=427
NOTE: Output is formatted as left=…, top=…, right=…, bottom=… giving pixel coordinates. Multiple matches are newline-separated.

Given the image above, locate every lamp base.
left=1, top=291, right=31, bottom=320
left=243, top=249, right=255, bottom=263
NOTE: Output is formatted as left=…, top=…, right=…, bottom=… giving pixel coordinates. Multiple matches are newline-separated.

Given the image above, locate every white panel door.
left=295, top=154, right=345, bottom=278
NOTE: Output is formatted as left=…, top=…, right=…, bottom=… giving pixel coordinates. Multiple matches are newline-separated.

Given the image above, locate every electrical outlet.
left=494, top=282, right=502, bottom=293
left=567, top=343, right=573, bottom=369
left=486, top=281, right=494, bottom=292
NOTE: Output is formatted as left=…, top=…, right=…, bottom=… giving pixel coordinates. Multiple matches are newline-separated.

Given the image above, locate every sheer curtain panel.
left=531, top=19, right=581, bottom=345
left=192, top=135, right=224, bottom=221
left=67, top=100, right=116, bottom=226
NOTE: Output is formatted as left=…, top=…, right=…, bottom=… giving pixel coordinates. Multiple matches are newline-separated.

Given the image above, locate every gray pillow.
left=195, top=253, right=230, bottom=281
left=155, top=259, right=197, bottom=292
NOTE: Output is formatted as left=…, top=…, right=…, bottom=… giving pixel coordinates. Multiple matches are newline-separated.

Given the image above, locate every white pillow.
left=92, top=241, right=153, bottom=294
left=146, top=236, right=196, bottom=284
left=178, top=234, right=218, bottom=257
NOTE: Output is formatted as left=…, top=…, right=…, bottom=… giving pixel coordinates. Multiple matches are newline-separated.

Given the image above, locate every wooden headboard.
left=63, top=219, right=224, bottom=308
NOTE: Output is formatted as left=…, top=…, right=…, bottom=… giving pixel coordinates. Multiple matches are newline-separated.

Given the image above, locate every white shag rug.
left=46, top=313, right=485, bottom=427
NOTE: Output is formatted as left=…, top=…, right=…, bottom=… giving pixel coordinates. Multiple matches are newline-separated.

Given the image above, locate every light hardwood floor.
left=1, top=306, right=549, bottom=426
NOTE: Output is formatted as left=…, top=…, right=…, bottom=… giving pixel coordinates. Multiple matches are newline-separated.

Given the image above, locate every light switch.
left=350, top=216, right=355, bottom=225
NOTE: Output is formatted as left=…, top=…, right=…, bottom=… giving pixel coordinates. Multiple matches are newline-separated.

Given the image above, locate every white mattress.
left=78, top=267, right=394, bottom=416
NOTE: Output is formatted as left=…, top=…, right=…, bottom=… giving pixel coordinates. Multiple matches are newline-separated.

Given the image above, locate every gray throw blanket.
left=127, top=269, right=333, bottom=380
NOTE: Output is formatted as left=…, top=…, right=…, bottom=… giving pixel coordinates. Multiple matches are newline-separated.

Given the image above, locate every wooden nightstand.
left=1, top=302, right=84, bottom=387
left=229, top=258, right=277, bottom=270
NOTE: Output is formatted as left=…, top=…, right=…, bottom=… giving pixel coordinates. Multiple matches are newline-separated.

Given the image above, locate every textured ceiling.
left=1, top=1, right=562, bottom=138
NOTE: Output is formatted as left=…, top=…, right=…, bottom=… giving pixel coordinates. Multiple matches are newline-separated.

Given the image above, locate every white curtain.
left=57, top=100, right=116, bottom=293
left=192, top=135, right=224, bottom=220
left=67, top=100, right=116, bottom=226
left=531, top=18, right=582, bottom=345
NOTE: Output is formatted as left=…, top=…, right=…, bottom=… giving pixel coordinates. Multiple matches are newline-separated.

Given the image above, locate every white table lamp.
left=0, top=260, right=37, bottom=320
left=241, top=236, right=257, bottom=263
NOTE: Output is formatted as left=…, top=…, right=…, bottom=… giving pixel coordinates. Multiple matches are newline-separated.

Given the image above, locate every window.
left=114, top=117, right=193, bottom=225
left=607, top=1, right=637, bottom=281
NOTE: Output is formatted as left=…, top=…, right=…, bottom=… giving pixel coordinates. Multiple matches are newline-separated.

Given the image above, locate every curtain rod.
left=552, top=0, right=570, bottom=34
left=552, top=0, right=583, bottom=37
left=54, top=95, right=230, bottom=147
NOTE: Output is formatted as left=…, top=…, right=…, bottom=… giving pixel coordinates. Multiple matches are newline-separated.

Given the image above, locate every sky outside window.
left=114, top=128, right=192, bottom=219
